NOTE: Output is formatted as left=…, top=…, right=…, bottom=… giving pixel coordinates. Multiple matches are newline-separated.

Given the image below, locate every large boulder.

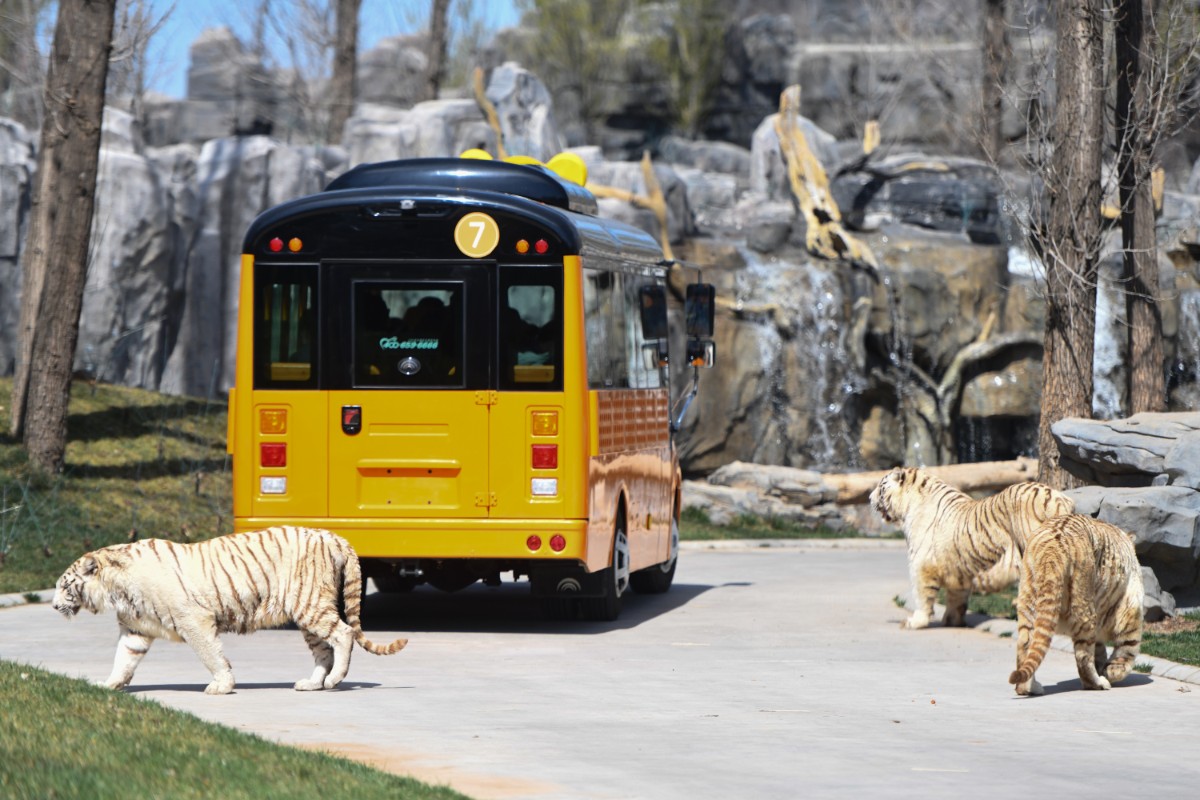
left=344, top=100, right=496, bottom=168
left=0, top=117, right=34, bottom=375
left=485, top=62, right=565, bottom=162
left=1053, top=412, right=1200, bottom=486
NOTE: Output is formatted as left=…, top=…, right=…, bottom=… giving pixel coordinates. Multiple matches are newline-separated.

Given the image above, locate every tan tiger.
left=51, top=526, right=407, bottom=695
left=1009, top=514, right=1143, bottom=696
left=869, top=467, right=1074, bottom=630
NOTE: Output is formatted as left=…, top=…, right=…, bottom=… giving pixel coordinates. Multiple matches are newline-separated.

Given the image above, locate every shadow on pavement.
left=127, top=680, right=383, bottom=694
left=361, top=580, right=719, bottom=634
left=1010, top=672, right=1155, bottom=697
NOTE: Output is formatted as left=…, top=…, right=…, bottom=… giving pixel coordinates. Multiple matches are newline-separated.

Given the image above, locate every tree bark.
left=1036, top=0, right=1105, bottom=489
left=9, top=0, right=116, bottom=473
left=327, top=0, right=361, bottom=144
left=981, top=0, right=1010, bottom=162
left=1116, top=0, right=1166, bottom=413
left=424, top=0, right=451, bottom=102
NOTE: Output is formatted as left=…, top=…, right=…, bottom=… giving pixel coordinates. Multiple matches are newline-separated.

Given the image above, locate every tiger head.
left=869, top=467, right=918, bottom=524
left=52, top=555, right=100, bottom=618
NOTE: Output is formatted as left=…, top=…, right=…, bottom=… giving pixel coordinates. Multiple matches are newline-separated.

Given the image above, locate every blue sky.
left=144, top=0, right=520, bottom=99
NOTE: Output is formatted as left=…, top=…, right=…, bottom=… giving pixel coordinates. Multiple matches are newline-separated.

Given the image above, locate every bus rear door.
left=326, top=261, right=492, bottom=520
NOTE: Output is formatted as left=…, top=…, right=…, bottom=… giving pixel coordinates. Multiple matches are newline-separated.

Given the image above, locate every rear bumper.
left=233, top=517, right=589, bottom=560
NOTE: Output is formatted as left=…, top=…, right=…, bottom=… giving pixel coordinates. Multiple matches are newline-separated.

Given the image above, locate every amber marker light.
left=288, top=237, right=303, bottom=252
left=531, top=410, right=558, bottom=436
left=259, top=408, right=287, bottom=433
left=516, top=239, right=530, bottom=254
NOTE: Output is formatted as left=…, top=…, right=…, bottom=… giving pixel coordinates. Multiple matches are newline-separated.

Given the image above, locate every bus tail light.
left=261, top=442, right=287, bottom=467
left=526, top=535, right=542, bottom=551
left=531, top=411, right=558, bottom=435
left=260, top=476, right=287, bottom=494
left=531, top=478, right=558, bottom=497
left=550, top=534, right=566, bottom=552
left=260, top=408, right=287, bottom=433
left=531, top=444, right=557, bottom=469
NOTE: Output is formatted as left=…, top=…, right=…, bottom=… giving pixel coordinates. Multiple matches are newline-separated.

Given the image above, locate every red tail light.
left=261, top=442, right=287, bottom=467
left=550, top=534, right=566, bottom=552
left=526, top=535, right=542, bottom=551
left=531, top=444, right=558, bottom=469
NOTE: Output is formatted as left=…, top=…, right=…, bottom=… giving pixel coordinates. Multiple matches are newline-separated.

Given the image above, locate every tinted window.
left=353, top=281, right=464, bottom=388
left=498, top=266, right=563, bottom=391
left=254, top=265, right=317, bottom=389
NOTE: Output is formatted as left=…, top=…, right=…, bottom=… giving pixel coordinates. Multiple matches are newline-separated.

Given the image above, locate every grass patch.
left=1133, top=662, right=1154, bottom=674
left=936, top=584, right=1019, bottom=620
left=1141, top=611, right=1200, bottom=668
left=0, top=378, right=232, bottom=594
left=0, top=661, right=469, bottom=799
left=679, top=506, right=866, bottom=540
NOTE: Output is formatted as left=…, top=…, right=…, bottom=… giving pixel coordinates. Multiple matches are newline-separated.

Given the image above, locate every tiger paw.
left=204, top=678, right=235, bottom=695
left=901, top=614, right=930, bottom=630
left=294, top=678, right=326, bottom=691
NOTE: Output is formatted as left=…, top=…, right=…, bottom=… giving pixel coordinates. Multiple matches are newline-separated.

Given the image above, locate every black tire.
left=631, top=517, right=679, bottom=595
left=541, top=597, right=578, bottom=621
left=581, top=519, right=629, bottom=622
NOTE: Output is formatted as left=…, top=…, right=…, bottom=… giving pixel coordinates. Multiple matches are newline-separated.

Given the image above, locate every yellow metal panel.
left=328, top=390, right=489, bottom=518
left=250, top=393, right=329, bottom=518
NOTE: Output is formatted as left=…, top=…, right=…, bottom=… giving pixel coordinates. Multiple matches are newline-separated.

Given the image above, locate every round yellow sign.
left=453, top=212, right=500, bottom=258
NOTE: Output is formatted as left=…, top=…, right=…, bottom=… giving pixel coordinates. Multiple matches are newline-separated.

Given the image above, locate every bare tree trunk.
left=328, top=0, right=360, bottom=144
left=1036, top=0, right=1106, bottom=489
left=1116, top=0, right=1166, bottom=413
left=981, top=0, right=1010, bottom=162
left=9, top=0, right=116, bottom=473
left=424, top=0, right=452, bottom=101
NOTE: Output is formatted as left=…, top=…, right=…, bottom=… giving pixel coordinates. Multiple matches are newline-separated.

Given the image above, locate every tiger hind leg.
left=941, top=588, right=970, bottom=628
left=295, top=629, right=335, bottom=691
left=323, top=621, right=356, bottom=689
left=1104, top=604, right=1143, bottom=685
left=1073, top=638, right=1110, bottom=690
left=902, top=565, right=939, bottom=630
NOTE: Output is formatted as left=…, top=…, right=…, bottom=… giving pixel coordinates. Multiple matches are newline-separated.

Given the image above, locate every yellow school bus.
left=229, top=153, right=714, bottom=620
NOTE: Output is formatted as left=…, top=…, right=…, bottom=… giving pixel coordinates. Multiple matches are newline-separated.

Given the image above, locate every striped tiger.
left=1010, top=514, right=1144, bottom=696
left=51, top=526, right=407, bottom=695
left=869, top=467, right=1073, bottom=630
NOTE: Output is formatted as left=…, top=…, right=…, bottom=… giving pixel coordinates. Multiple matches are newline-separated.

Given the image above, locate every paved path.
left=5, top=541, right=1200, bottom=799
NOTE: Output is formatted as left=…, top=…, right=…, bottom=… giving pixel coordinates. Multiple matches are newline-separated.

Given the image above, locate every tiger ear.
left=81, top=556, right=98, bottom=576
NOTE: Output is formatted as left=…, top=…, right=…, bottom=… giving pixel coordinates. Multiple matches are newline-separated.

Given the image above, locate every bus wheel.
left=581, top=520, right=629, bottom=622
left=631, top=517, right=678, bottom=594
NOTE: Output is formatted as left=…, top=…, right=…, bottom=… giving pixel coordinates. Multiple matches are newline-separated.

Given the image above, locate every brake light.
left=550, top=534, right=566, bottom=552
left=261, top=442, right=287, bottom=467
left=531, top=444, right=558, bottom=469
left=526, top=535, right=542, bottom=551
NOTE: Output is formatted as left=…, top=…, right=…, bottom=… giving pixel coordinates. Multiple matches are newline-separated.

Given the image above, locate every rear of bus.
left=228, top=158, right=677, bottom=618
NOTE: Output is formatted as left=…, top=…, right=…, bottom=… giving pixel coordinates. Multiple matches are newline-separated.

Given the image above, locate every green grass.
left=1141, top=611, right=1200, bottom=667
left=678, top=505, right=868, bottom=540
left=0, top=661, right=470, bottom=800
left=0, top=377, right=233, bottom=594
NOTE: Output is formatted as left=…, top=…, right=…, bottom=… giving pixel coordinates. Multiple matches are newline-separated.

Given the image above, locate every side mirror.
left=685, top=283, right=715, bottom=338
left=638, top=285, right=668, bottom=340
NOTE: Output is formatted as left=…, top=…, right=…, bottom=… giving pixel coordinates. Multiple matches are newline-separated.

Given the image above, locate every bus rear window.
left=353, top=281, right=464, bottom=388
left=254, top=265, right=317, bottom=389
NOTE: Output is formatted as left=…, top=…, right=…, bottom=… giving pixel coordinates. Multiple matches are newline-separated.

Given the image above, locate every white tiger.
left=870, top=467, right=1074, bottom=629
left=52, top=526, right=407, bottom=694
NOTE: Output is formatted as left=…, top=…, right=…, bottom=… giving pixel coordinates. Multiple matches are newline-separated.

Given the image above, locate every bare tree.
left=1115, top=0, right=1164, bottom=414
left=327, top=0, right=360, bottom=141
left=9, top=0, right=118, bottom=473
left=424, top=0, right=451, bottom=101
left=107, top=0, right=172, bottom=123
left=1035, top=0, right=1106, bottom=488
left=0, top=0, right=50, bottom=128
left=981, top=0, right=1010, bottom=161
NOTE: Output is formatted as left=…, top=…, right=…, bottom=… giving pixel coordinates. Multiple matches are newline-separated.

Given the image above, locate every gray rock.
left=748, top=109, right=841, bottom=203
left=1067, top=485, right=1200, bottom=592
left=357, top=34, right=429, bottom=107
left=344, top=100, right=496, bottom=168
left=484, top=62, right=564, bottom=162
left=1054, top=413, right=1200, bottom=486
left=587, top=158, right=694, bottom=244
left=1142, top=566, right=1178, bottom=622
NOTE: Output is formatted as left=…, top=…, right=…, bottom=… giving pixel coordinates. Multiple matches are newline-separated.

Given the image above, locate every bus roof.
left=243, top=158, right=665, bottom=268
left=326, top=158, right=598, bottom=216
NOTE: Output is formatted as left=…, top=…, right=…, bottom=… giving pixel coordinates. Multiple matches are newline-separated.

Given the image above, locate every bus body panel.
left=328, top=389, right=490, bottom=518
left=250, top=392, right=330, bottom=519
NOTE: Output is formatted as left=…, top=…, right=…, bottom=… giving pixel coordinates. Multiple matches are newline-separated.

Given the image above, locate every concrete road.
left=5, top=541, right=1200, bottom=799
